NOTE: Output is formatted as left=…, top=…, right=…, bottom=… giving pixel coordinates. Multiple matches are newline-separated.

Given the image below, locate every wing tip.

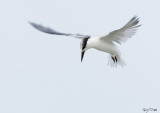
left=28, top=21, right=35, bottom=25
left=28, top=21, right=40, bottom=29
left=124, top=15, right=141, bottom=29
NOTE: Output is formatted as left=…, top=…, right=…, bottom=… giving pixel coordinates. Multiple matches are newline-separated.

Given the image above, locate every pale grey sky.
left=0, top=0, right=160, bottom=113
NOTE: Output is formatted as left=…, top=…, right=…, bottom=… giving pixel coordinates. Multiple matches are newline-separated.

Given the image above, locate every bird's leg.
left=111, top=56, right=118, bottom=63
left=115, top=56, right=117, bottom=62
left=111, top=56, right=115, bottom=63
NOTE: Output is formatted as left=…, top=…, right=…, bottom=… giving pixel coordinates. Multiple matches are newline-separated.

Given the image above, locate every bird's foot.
left=111, top=56, right=117, bottom=63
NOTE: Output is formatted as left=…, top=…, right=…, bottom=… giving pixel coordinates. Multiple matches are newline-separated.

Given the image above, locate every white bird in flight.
left=29, top=16, right=141, bottom=67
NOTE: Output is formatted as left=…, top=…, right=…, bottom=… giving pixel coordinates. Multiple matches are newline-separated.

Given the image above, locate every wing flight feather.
left=100, top=16, right=141, bottom=44
left=29, top=22, right=90, bottom=39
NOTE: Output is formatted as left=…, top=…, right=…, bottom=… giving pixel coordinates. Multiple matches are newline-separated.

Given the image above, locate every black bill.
left=81, top=51, right=85, bottom=62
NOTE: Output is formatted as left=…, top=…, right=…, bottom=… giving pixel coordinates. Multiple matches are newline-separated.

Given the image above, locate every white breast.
left=86, top=37, right=120, bottom=55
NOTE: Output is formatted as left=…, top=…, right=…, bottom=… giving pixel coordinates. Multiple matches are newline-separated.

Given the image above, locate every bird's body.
left=30, top=16, right=141, bottom=67
left=85, top=37, right=123, bottom=66
left=86, top=37, right=118, bottom=53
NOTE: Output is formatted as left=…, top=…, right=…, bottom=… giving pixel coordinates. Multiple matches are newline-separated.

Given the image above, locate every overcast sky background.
left=0, top=0, right=160, bottom=113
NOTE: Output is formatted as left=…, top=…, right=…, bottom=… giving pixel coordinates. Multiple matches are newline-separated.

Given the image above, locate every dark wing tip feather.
left=29, top=22, right=63, bottom=35
left=123, top=16, right=141, bottom=29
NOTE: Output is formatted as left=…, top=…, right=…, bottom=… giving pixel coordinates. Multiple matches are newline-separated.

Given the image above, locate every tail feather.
left=108, top=54, right=125, bottom=67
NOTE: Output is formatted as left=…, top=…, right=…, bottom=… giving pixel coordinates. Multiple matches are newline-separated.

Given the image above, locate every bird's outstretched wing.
left=100, top=16, right=141, bottom=44
left=29, top=22, right=90, bottom=39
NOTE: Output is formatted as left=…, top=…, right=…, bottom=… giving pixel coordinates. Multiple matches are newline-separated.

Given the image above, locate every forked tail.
left=108, top=54, right=126, bottom=67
